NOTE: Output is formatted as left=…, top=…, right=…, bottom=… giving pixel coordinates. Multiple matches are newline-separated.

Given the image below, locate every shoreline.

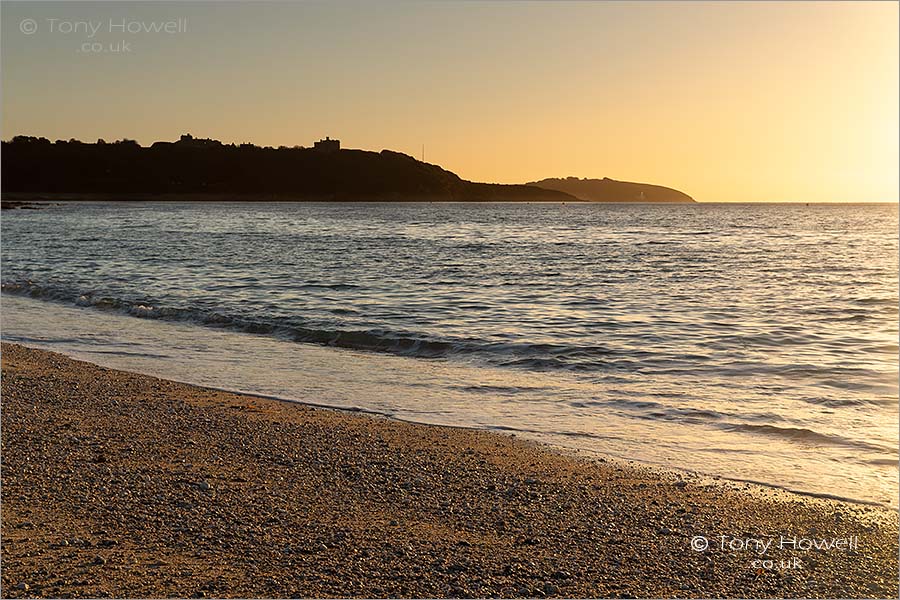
left=30, top=352, right=893, bottom=511
left=2, top=342, right=898, bottom=598
left=3, top=294, right=891, bottom=510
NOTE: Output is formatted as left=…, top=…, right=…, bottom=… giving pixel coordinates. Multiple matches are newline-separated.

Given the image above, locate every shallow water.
left=2, top=201, right=897, bottom=505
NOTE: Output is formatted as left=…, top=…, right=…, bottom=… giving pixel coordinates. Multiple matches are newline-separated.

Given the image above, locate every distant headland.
left=527, top=177, right=695, bottom=203
left=1, top=135, right=693, bottom=203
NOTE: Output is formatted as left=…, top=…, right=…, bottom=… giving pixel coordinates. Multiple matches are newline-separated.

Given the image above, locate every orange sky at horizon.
left=2, top=1, right=897, bottom=202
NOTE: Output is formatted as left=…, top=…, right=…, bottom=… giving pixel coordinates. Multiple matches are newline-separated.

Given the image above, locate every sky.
left=1, top=1, right=897, bottom=202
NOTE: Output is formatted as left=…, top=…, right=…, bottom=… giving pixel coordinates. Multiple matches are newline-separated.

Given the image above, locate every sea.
left=2, top=201, right=897, bottom=506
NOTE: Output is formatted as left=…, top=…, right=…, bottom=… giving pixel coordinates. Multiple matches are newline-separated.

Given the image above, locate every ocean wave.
left=0, top=280, right=621, bottom=368
left=723, top=422, right=897, bottom=454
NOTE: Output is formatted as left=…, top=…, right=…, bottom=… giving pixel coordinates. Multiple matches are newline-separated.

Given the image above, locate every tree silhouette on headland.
left=1, top=135, right=574, bottom=202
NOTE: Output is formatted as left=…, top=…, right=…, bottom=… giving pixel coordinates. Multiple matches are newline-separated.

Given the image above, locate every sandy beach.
left=1, top=342, right=897, bottom=598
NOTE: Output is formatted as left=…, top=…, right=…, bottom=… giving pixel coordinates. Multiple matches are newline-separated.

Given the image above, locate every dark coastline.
left=1, top=136, right=693, bottom=203
left=1, top=138, right=576, bottom=203
left=1, top=192, right=589, bottom=204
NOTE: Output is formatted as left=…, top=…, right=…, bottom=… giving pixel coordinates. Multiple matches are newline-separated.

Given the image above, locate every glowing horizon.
left=2, top=1, right=897, bottom=202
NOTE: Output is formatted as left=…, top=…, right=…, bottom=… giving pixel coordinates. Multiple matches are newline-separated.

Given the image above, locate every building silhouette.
left=314, top=136, right=340, bottom=153
left=172, top=133, right=222, bottom=148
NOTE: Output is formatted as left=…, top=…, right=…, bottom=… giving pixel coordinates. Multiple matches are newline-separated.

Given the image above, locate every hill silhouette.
left=527, top=177, right=695, bottom=203
left=1, top=136, right=574, bottom=202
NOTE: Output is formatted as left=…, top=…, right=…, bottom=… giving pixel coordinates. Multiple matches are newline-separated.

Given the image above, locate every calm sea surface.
left=2, top=202, right=897, bottom=505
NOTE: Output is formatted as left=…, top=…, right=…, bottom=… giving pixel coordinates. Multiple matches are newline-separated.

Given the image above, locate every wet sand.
left=1, top=342, right=897, bottom=598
